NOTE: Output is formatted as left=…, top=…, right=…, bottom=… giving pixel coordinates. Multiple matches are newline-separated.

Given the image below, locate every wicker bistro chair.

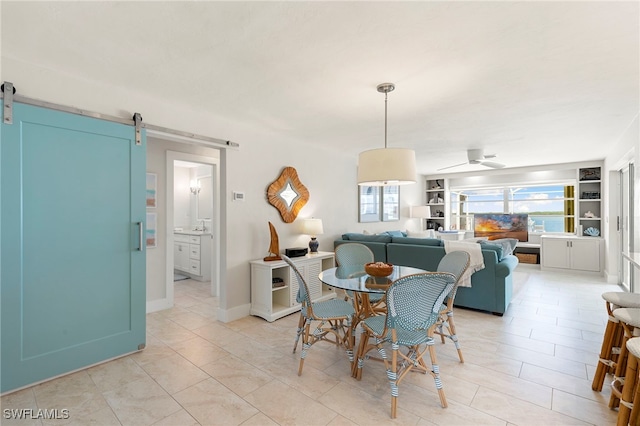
left=356, top=271, right=457, bottom=418
left=281, top=255, right=356, bottom=376
left=334, top=243, right=385, bottom=313
left=435, top=251, right=471, bottom=363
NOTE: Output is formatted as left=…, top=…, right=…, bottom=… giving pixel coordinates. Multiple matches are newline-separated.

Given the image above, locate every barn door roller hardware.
left=133, top=112, right=142, bottom=146
left=0, top=81, right=239, bottom=149
left=1, top=82, right=16, bottom=124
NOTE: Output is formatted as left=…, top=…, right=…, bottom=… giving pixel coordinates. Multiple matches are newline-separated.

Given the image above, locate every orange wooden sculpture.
left=263, top=222, right=282, bottom=261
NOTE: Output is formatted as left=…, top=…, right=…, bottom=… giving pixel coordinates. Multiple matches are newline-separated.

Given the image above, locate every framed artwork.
left=382, top=186, right=400, bottom=221
left=358, top=185, right=381, bottom=223
left=146, top=173, right=157, bottom=208
left=146, top=212, right=157, bottom=248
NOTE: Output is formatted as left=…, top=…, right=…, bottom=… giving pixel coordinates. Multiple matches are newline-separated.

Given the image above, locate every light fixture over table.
left=357, top=83, right=417, bottom=186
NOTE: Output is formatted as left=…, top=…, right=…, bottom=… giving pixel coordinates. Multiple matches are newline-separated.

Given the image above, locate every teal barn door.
left=1, top=100, right=146, bottom=393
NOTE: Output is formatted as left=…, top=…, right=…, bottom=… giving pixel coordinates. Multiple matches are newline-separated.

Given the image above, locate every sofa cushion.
left=478, top=242, right=505, bottom=260
left=391, top=236, right=443, bottom=246
left=480, top=238, right=518, bottom=259
left=379, top=230, right=407, bottom=238
left=494, top=238, right=518, bottom=254
left=342, top=233, right=392, bottom=243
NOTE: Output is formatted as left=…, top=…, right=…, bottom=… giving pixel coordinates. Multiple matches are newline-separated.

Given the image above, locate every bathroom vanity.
left=174, top=231, right=212, bottom=281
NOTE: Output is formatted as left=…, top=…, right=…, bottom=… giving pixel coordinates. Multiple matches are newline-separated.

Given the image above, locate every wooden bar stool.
left=609, top=308, right=640, bottom=410
left=593, top=292, right=640, bottom=392
left=619, top=337, right=640, bottom=426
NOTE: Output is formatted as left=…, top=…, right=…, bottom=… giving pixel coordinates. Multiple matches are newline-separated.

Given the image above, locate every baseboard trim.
left=147, top=298, right=172, bottom=313
left=217, top=303, right=251, bottom=323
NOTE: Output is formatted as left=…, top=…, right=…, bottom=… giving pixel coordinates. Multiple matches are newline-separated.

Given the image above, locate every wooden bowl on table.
left=364, top=262, right=394, bottom=277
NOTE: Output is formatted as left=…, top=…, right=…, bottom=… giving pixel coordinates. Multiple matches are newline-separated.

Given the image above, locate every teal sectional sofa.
left=334, top=233, right=519, bottom=315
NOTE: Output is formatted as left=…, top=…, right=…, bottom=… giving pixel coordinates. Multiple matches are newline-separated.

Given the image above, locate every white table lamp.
left=410, top=206, right=432, bottom=233
left=410, top=206, right=431, bottom=219
left=302, top=218, right=324, bottom=253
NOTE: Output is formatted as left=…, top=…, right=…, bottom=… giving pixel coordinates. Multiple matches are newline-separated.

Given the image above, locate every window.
left=358, top=185, right=400, bottom=222
left=449, top=184, right=575, bottom=233
left=358, top=186, right=380, bottom=223
left=382, top=186, right=400, bottom=221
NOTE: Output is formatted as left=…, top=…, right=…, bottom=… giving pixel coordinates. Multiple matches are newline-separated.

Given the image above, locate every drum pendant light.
left=357, top=83, right=416, bottom=186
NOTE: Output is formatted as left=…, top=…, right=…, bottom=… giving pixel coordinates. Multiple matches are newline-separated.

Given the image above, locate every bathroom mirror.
left=197, top=176, right=213, bottom=221
left=266, top=166, right=309, bottom=223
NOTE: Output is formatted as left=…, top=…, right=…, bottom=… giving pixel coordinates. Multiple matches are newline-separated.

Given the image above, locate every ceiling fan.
left=438, top=148, right=506, bottom=171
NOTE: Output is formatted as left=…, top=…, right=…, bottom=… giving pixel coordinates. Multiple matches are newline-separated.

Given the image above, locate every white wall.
left=224, top=139, right=422, bottom=315
left=173, top=167, right=191, bottom=229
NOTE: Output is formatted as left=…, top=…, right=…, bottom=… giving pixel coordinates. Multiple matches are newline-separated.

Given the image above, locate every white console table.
left=250, top=252, right=336, bottom=322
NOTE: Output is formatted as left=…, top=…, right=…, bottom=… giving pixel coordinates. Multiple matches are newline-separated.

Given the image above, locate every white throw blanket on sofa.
left=443, top=240, right=485, bottom=287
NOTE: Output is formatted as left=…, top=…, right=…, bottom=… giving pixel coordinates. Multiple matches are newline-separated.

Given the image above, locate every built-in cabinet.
left=577, top=166, right=602, bottom=237
left=540, top=235, right=603, bottom=272
left=425, top=178, right=446, bottom=230
left=250, top=252, right=336, bottom=322
left=174, top=232, right=212, bottom=281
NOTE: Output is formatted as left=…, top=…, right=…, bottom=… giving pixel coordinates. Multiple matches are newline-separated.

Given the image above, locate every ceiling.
left=2, top=1, right=638, bottom=175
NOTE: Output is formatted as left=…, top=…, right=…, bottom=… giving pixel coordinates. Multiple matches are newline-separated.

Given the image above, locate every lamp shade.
left=357, top=148, right=416, bottom=186
left=301, top=218, right=323, bottom=236
left=410, top=205, right=431, bottom=219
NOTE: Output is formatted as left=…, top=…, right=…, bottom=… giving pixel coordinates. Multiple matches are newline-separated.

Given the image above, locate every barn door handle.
left=137, top=222, right=144, bottom=251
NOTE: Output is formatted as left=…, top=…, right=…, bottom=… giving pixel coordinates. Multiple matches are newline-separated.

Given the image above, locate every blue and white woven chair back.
left=335, top=243, right=374, bottom=266
left=281, top=255, right=311, bottom=305
left=386, top=272, right=456, bottom=331
left=436, top=251, right=471, bottom=299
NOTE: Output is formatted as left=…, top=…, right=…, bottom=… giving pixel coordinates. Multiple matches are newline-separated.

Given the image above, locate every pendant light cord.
left=384, top=91, right=388, bottom=149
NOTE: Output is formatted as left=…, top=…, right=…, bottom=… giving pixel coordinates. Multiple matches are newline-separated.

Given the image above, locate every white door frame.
left=166, top=150, right=221, bottom=303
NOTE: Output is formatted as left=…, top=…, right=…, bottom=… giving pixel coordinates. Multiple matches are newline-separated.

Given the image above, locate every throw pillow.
left=478, top=241, right=505, bottom=261
left=380, top=230, right=407, bottom=238
left=488, top=238, right=518, bottom=256
left=479, top=238, right=518, bottom=259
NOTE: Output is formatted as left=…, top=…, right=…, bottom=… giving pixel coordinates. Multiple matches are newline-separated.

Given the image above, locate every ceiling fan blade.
left=484, top=154, right=497, bottom=159
left=437, top=161, right=468, bottom=171
left=481, top=161, right=505, bottom=169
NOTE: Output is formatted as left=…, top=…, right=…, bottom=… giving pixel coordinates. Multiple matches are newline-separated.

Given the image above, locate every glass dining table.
left=319, top=264, right=427, bottom=377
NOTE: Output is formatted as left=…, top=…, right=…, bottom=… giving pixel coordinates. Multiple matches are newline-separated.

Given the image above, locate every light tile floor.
left=1, top=265, right=623, bottom=425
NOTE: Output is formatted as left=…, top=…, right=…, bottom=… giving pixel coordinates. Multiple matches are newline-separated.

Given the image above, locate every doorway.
left=145, top=136, right=221, bottom=313
left=167, top=151, right=220, bottom=301
left=620, top=164, right=635, bottom=291
left=172, top=160, right=214, bottom=284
